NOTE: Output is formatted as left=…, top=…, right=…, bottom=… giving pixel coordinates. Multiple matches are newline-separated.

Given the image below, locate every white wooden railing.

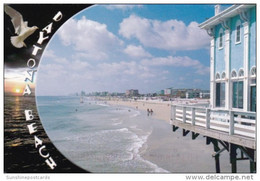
left=171, top=105, right=256, bottom=139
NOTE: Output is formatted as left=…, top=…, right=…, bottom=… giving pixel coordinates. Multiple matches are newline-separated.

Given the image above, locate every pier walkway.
left=170, top=104, right=256, bottom=173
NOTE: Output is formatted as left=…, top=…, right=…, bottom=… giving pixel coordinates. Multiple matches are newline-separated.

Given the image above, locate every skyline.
left=6, top=4, right=228, bottom=96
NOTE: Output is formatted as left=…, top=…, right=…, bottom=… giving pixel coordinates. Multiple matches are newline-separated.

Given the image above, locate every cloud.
left=141, top=56, right=210, bottom=75
left=96, top=61, right=151, bottom=77
left=194, top=79, right=203, bottom=83
left=36, top=49, right=159, bottom=95
left=72, top=52, right=108, bottom=61
left=123, top=44, right=152, bottom=58
left=57, top=16, right=123, bottom=60
left=42, top=49, right=56, bottom=58
left=194, top=64, right=210, bottom=75
left=105, top=5, right=143, bottom=11
left=141, top=56, right=199, bottom=67
left=119, top=14, right=210, bottom=51
left=5, top=68, right=28, bottom=82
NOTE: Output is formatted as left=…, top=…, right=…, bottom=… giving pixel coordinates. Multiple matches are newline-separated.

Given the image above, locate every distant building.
left=176, top=89, right=188, bottom=98
left=156, top=90, right=165, bottom=96
left=101, top=91, right=108, bottom=96
left=164, top=88, right=172, bottom=96
left=200, top=90, right=210, bottom=99
left=81, top=91, right=86, bottom=96
left=185, top=89, right=201, bottom=99
left=126, top=89, right=139, bottom=96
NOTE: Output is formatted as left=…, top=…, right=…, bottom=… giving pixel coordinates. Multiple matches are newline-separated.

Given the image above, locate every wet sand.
left=108, top=99, right=172, bottom=123
left=107, top=99, right=250, bottom=173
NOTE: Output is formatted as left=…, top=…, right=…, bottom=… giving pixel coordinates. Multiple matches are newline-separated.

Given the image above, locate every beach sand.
left=107, top=99, right=250, bottom=173
left=108, top=99, right=172, bottom=123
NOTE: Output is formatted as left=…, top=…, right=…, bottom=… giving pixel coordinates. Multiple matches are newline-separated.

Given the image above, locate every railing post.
left=191, top=107, right=195, bottom=126
left=206, top=108, right=210, bottom=129
left=229, top=111, right=234, bottom=135
left=183, top=107, right=186, bottom=123
left=171, top=105, right=176, bottom=121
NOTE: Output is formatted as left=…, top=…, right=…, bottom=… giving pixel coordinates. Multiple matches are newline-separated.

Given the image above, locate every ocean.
left=4, top=95, right=86, bottom=173
left=36, top=96, right=168, bottom=173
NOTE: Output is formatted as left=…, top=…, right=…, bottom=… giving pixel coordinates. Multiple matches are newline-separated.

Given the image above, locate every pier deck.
left=170, top=104, right=256, bottom=173
left=171, top=118, right=255, bottom=149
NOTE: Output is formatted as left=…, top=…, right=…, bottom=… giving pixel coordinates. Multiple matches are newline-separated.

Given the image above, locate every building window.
left=219, top=32, right=223, bottom=49
left=250, top=86, right=256, bottom=112
left=231, top=70, right=237, bottom=78
left=221, top=72, right=226, bottom=80
left=216, top=82, right=225, bottom=107
left=250, top=66, right=256, bottom=112
left=235, top=20, right=241, bottom=44
left=236, top=25, right=241, bottom=42
left=238, top=68, right=244, bottom=77
left=215, top=73, right=220, bottom=80
left=250, top=66, right=256, bottom=77
left=232, top=81, right=243, bottom=109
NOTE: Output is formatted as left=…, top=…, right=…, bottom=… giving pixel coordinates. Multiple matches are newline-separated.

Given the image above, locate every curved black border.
left=4, top=4, right=92, bottom=173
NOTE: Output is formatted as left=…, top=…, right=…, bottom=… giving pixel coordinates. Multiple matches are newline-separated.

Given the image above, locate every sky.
left=36, top=4, right=222, bottom=96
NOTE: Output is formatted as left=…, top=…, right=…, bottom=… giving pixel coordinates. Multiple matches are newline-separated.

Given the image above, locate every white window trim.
left=231, top=69, right=238, bottom=79
left=235, top=20, right=242, bottom=45
left=238, top=68, right=244, bottom=78
left=250, top=66, right=256, bottom=86
left=218, top=29, right=224, bottom=50
left=215, top=72, right=221, bottom=81
left=221, top=71, right=226, bottom=80
left=230, top=79, right=244, bottom=110
left=215, top=82, right=226, bottom=108
left=250, top=66, right=256, bottom=78
left=250, top=80, right=256, bottom=86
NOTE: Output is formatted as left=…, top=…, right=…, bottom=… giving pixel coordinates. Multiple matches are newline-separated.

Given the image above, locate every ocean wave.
left=110, top=118, right=122, bottom=126
left=97, top=103, right=110, bottom=107
left=123, top=129, right=169, bottom=173
left=101, top=127, right=129, bottom=134
left=130, top=111, right=141, bottom=118
left=112, top=121, right=122, bottom=126
left=125, top=129, right=151, bottom=160
left=141, top=158, right=169, bottom=173
left=39, top=96, right=169, bottom=172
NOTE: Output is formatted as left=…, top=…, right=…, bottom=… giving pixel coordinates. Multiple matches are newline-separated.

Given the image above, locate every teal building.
left=199, top=5, right=256, bottom=112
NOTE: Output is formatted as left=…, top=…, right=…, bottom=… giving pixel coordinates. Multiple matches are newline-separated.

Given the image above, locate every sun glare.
left=15, top=88, right=21, bottom=93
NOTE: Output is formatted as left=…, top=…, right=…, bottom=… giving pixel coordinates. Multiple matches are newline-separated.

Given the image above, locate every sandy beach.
left=106, top=98, right=249, bottom=173
left=108, top=99, right=172, bottom=123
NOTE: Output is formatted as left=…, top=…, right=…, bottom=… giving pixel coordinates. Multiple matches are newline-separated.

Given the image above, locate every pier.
left=170, top=104, right=256, bottom=173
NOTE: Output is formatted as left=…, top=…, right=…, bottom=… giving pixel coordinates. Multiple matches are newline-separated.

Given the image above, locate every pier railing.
left=171, top=105, right=256, bottom=139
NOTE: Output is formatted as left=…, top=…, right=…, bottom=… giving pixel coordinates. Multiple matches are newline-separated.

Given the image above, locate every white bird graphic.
left=4, top=5, right=38, bottom=48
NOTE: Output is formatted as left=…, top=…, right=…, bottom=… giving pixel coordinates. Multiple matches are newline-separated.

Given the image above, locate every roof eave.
left=199, top=4, right=255, bottom=29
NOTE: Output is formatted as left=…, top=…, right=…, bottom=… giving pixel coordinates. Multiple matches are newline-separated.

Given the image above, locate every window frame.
left=218, top=29, right=224, bottom=49
left=215, top=82, right=226, bottom=108
left=232, top=80, right=244, bottom=109
left=215, top=72, right=221, bottom=80
left=250, top=66, right=256, bottom=112
left=238, top=68, right=244, bottom=78
left=231, top=69, right=238, bottom=79
left=235, top=20, right=242, bottom=44
left=250, top=66, right=256, bottom=78
left=221, top=71, right=226, bottom=80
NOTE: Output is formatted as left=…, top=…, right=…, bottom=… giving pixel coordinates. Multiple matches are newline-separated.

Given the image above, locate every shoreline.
left=105, top=99, right=216, bottom=172
left=107, top=99, right=172, bottom=123
left=104, top=98, right=249, bottom=173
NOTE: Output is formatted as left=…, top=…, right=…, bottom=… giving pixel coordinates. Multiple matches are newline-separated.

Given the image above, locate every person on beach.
left=150, top=109, right=153, bottom=116
left=147, top=108, right=150, bottom=116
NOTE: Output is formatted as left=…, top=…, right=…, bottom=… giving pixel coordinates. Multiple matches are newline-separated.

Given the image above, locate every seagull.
left=4, top=5, right=38, bottom=48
